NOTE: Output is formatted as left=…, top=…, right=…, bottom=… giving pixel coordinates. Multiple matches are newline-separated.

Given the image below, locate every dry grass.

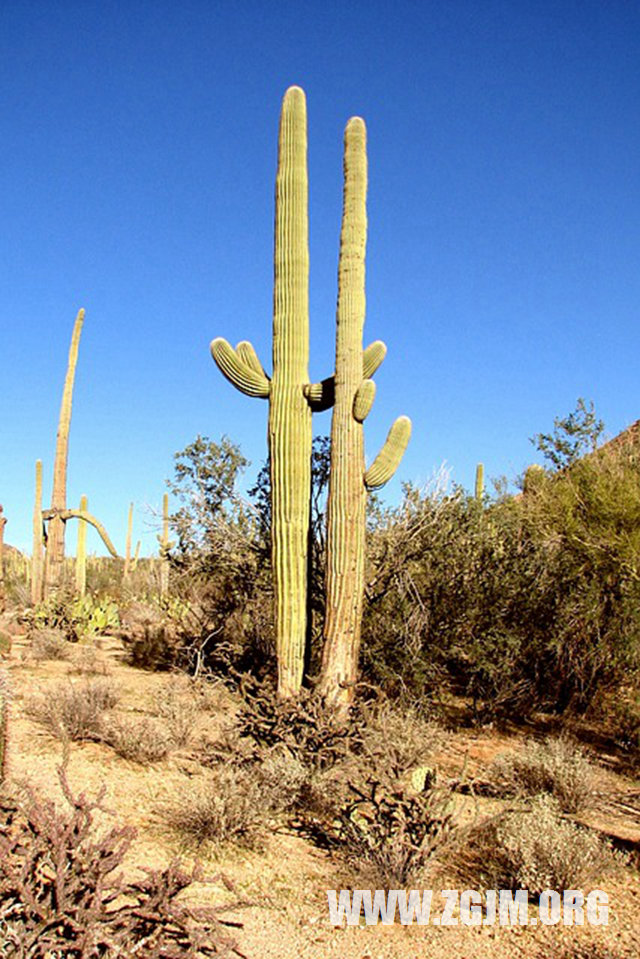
left=157, top=766, right=269, bottom=853
left=100, top=715, right=173, bottom=763
left=452, top=794, right=622, bottom=895
left=487, top=735, right=596, bottom=813
left=27, top=678, right=119, bottom=742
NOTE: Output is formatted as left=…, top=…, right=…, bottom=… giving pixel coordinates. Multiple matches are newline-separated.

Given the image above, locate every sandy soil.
left=2, top=624, right=639, bottom=959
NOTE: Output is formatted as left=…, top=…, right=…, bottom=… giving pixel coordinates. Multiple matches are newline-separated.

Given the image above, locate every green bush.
left=361, top=437, right=640, bottom=719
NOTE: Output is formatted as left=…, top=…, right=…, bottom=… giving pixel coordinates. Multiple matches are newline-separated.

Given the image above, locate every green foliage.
left=362, top=434, right=640, bottom=718
left=30, top=593, right=120, bottom=642
left=166, top=434, right=249, bottom=559
left=530, top=397, right=604, bottom=470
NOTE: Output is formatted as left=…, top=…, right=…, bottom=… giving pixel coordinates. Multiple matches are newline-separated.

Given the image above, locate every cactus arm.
left=210, top=337, right=270, bottom=398
left=304, top=340, right=387, bottom=412
left=353, top=379, right=376, bottom=422
left=236, top=340, right=269, bottom=379
left=42, top=508, right=119, bottom=559
left=364, top=415, right=412, bottom=490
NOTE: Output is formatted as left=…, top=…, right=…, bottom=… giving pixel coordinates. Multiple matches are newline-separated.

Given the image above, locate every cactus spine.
left=44, top=308, right=85, bottom=596
left=31, top=460, right=44, bottom=604
left=75, top=495, right=88, bottom=596
left=319, top=118, right=411, bottom=710
left=475, top=462, right=484, bottom=501
left=211, top=87, right=312, bottom=698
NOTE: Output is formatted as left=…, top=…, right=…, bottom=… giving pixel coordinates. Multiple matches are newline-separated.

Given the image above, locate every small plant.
left=454, top=794, right=621, bottom=895
left=154, top=677, right=200, bottom=747
left=29, top=626, right=72, bottom=661
left=313, top=777, right=454, bottom=887
left=488, top=736, right=596, bottom=814
left=28, top=678, right=119, bottom=742
left=0, top=766, right=245, bottom=956
left=159, top=766, right=267, bottom=853
left=100, top=715, right=173, bottom=764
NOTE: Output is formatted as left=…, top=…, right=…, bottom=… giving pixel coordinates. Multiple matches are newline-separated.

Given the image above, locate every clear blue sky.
left=2, top=0, right=639, bottom=555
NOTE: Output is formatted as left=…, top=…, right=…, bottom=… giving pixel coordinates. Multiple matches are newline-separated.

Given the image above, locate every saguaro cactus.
left=31, top=460, right=44, bottom=604
left=475, top=462, right=485, bottom=501
left=124, top=502, right=134, bottom=581
left=211, top=87, right=313, bottom=698
left=319, top=118, right=411, bottom=710
left=45, top=308, right=85, bottom=596
left=75, top=495, right=88, bottom=596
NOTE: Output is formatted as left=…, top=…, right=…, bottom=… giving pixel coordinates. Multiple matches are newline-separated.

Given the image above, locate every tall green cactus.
left=45, top=308, right=85, bottom=596
left=211, top=86, right=313, bottom=698
left=319, top=117, right=411, bottom=710
left=124, top=502, right=134, bottom=581
left=475, top=462, right=485, bottom=501
left=75, top=495, right=88, bottom=596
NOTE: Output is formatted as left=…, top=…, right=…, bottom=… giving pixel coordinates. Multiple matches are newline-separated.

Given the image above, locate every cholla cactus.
left=319, top=117, right=411, bottom=710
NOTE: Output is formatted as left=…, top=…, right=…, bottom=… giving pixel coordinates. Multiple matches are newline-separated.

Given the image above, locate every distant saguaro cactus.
left=124, top=502, right=134, bottom=581
left=44, top=308, right=85, bottom=596
left=211, top=87, right=313, bottom=698
left=475, top=462, right=485, bottom=501
left=319, top=118, right=411, bottom=710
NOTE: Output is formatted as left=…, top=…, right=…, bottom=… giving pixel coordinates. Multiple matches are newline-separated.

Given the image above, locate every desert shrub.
left=314, top=777, right=454, bottom=887
left=255, top=747, right=346, bottom=820
left=28, top=679, right=119, bottom=742
left=154, top=676, right=200, bottom=747
left=0, top=768, right=245, bottom=956
left=454, top=795, right=620, bottom=895
left=100, top=715, right=172, bottom=763
left=159, top=766, right=267, bottom=852
left=29, top=627, right=72, bottom=661
left=488, top=736, right=596, bottom=813
left=362, top=436, right=640, bottom=719
left=358, top=701, right=441, bottom=784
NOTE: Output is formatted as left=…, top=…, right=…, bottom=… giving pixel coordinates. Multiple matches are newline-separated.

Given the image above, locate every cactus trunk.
left=269, top=87, right=312, bottom=697
left=320, top=118, right=368, bottom=709
left=75, top=495, right=88, bottom=596
left=475, top=462, right=484, bottom=501
left=44, top=308, right=85, bottom=596
left=320, top=118, right=411, bottom=712
left=124, top=502, right=133, bottom=581
left=31, top=460, right=44, bottom=605
left=160, top=493, right=170, bottom=596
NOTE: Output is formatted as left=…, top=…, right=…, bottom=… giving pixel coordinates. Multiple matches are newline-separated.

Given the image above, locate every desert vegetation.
left=1, top=86, right=639, bottom=958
